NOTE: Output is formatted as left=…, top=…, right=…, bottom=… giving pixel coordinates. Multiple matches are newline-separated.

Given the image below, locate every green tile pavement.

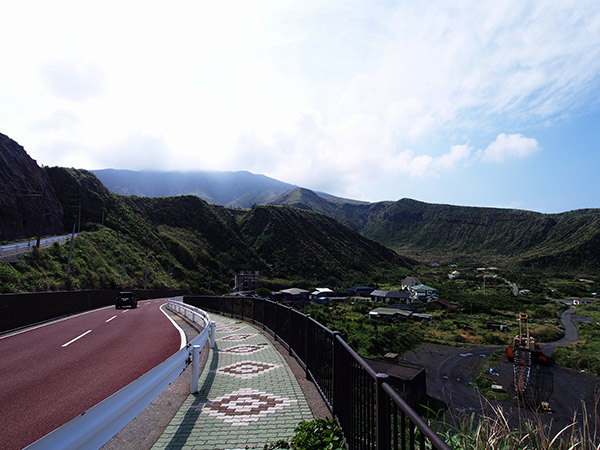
left=152, top=314, right=314, bottom=449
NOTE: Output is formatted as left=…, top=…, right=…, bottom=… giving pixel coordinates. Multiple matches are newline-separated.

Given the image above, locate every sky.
left=1, top=1, right=599, bottom=214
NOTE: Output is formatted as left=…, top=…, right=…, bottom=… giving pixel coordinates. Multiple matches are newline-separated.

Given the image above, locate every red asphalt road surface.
left=0, top=299, right=181, bottom=450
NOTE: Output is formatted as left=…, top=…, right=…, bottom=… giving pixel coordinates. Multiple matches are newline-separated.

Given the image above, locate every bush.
left=264, top=418, right=344, bottom=450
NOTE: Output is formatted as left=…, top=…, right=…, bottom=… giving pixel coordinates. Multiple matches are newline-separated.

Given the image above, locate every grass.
left=430, top=395, right=600, bottom=449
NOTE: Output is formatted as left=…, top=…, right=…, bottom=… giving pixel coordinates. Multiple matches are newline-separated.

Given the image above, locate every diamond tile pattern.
left=216, top=361, right=281, bottom=379
left=152, top=314, right=313, bottom=449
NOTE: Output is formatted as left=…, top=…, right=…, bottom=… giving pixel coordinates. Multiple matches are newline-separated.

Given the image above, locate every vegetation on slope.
left=269, top=190, right=600, bottom=275
left=1, top=168, right=410, bottom=293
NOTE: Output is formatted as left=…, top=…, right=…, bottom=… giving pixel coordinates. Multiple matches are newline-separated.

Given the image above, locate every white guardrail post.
left=25, top=298, right=212, bottom=450
left=210, top=321, right=216, bottom=349
left=191, top=345, right=201, bottom=394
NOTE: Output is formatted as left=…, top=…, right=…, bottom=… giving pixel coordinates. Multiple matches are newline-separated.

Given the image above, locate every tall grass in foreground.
left=429, top=396, right=599, bottom=449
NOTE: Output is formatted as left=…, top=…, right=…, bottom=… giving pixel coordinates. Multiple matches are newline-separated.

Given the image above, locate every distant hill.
left=269, top=188, right=600, bottom=273
left=92, top=169, right=296, bottom=208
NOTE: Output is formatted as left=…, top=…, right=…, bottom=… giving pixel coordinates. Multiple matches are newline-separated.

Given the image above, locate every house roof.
left=311, top=288, right=333, bottom=295
left=370, top=290, right=388, bottom=297
left=280, top=288, right=310, bottom=295
left=402, top=277, right=420, bottom=287
left=369, top=307, right=412, bottom=317
left=433, top=298, right=457, bottom=308
left=411, top=284, right=436, bottom=292
left=386, top=291, right=411, bottom=299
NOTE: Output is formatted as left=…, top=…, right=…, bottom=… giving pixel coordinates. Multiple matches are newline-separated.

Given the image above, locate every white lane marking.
left=159, top=303, right=186, bottom=350
left=0, top=305, right=116, bottom=340
left=122, top=309, right=129, bottom=313
left=62, top=330, right=92, bottom=347
left=106, top=315, right=117, bottom=323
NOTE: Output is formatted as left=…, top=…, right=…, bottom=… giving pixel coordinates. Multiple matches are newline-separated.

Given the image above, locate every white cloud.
left=0, top=0, right=599, bottom=206
left=479, top=134, right=541, bottom=163
left=40, top=58, right=106, bottom=101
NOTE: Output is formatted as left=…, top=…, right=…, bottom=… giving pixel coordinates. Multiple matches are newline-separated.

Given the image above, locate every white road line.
left=62, top=330, right=92, bottom=347
left=159, top=304, right=186, bottom=350
left=122, top=309, right=128, bottom=313
left=106, top=315, right=117, bottom=323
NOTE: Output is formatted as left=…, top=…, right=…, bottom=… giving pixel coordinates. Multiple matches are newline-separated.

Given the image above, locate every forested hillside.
left=2, top=157, right=410, bottom=292
left=270, top=188, right=600, bottom=273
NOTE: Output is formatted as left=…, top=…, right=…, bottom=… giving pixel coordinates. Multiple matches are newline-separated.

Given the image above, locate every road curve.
left=0, top=299, right=181, bottom=450
left=541, top=306, right=595, bottom=356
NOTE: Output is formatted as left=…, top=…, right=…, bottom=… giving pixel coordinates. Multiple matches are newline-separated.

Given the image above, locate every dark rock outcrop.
left=0, top=133, right=64, bottom=241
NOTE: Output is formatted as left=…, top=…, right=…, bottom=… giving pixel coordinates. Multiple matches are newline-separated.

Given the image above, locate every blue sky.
left=1, top=1, right=599, bottom=213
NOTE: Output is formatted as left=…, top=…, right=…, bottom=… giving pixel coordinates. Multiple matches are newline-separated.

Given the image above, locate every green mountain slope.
left=3, top=162, right=408, bottom=292
left=269, top=188, right=600, bottom=272
left=239, top=205, right=413, bottom=282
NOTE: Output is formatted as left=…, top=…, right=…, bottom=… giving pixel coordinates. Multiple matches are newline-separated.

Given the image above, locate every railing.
left=184, top=295, right=450, bottom=450
left=0, top=234, right=75, bottom=258
left=25, top=298, right=214, bottom=450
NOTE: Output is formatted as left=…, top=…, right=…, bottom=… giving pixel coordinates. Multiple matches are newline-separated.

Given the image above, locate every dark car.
left=115, top=291, right=137, bottom=309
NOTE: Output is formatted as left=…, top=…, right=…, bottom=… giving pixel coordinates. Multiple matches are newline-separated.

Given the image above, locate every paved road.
left=541, top=306, right=595, bottom=356
left=0, top=299, right=181, bottom=450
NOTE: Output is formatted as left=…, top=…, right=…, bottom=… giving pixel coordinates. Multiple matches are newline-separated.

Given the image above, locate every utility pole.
left=144, top=259, right=149, bottom=290
left=121, top=249, right=126, bottom=285
left=66, top=222, right=76, bottom=275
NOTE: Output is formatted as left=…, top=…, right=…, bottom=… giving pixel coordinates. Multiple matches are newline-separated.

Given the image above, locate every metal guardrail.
left=25, top=298, right=214, bottom=450
left=0, top=234, right=76, bottom=258
left=185, top=295, right=450, bottom=450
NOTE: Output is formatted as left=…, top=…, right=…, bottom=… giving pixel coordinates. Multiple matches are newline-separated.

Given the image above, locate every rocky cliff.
left=0, top=133, right=64, bottom=241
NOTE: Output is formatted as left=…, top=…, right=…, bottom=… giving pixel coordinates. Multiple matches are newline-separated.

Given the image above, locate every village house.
left=409, top=284, right=438, bottom=301
left=401, top=277, right=421, bottom=290
left=370, top=290, right=411, bottom=303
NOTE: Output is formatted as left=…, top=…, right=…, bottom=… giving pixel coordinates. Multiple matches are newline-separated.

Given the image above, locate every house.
left=370, top=290, right=389, bottom=302
left=370, top=290, right=411, bottom=303
left=431, top=298, right=457, bottom=309
left=401, top=277, right=421, bottom=290
left=234, top=271, right=261, bottom=291
left=273, top=288, right=310, bottom=307
left=409, top=284, right=438, bottom=301
left=348, top=286, right=374, bottom=297
left=448, top=270, right=461, bottom=279
left=311, top=288, right=333, bottom=299
left=369, top=307, right=412, bottom=321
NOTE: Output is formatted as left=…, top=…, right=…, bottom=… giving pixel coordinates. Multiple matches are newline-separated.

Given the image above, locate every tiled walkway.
left=152, top=315, right=314, bottom=449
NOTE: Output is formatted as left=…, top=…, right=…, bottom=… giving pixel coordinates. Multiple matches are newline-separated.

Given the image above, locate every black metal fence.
left=0, top=289, right=189, bottom=333
left=184, top=295, right=450, bottom=450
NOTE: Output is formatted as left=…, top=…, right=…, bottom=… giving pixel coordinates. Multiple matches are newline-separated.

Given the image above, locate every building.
left=273, top=288, right=310, bottom=307
left=234, top=271, right=261, bottom=292
left=370, top=290, right=411, bottom=303
left=401, top=277, right=421, bottom=290
left=409, top=284, right=438, bottom=301
left=348, top=286, right=374, bottom=297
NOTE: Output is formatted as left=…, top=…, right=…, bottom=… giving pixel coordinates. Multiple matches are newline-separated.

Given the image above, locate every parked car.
left=115, top=291, right=137, bottom=309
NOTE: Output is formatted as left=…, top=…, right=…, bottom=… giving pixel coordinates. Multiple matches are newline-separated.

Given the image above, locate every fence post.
left=304, top=314, right=311, bottom=380
left=210, top=321, right=216, bottom=349
left=332, top=331, right=342, bottom=417
left=274, top=304, right=279, bottom=342
left=190, top=345, right=201, bottom=394
left=288, top=307, right=293, bottom=356
left=376, top=373, right=391, bottom=450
